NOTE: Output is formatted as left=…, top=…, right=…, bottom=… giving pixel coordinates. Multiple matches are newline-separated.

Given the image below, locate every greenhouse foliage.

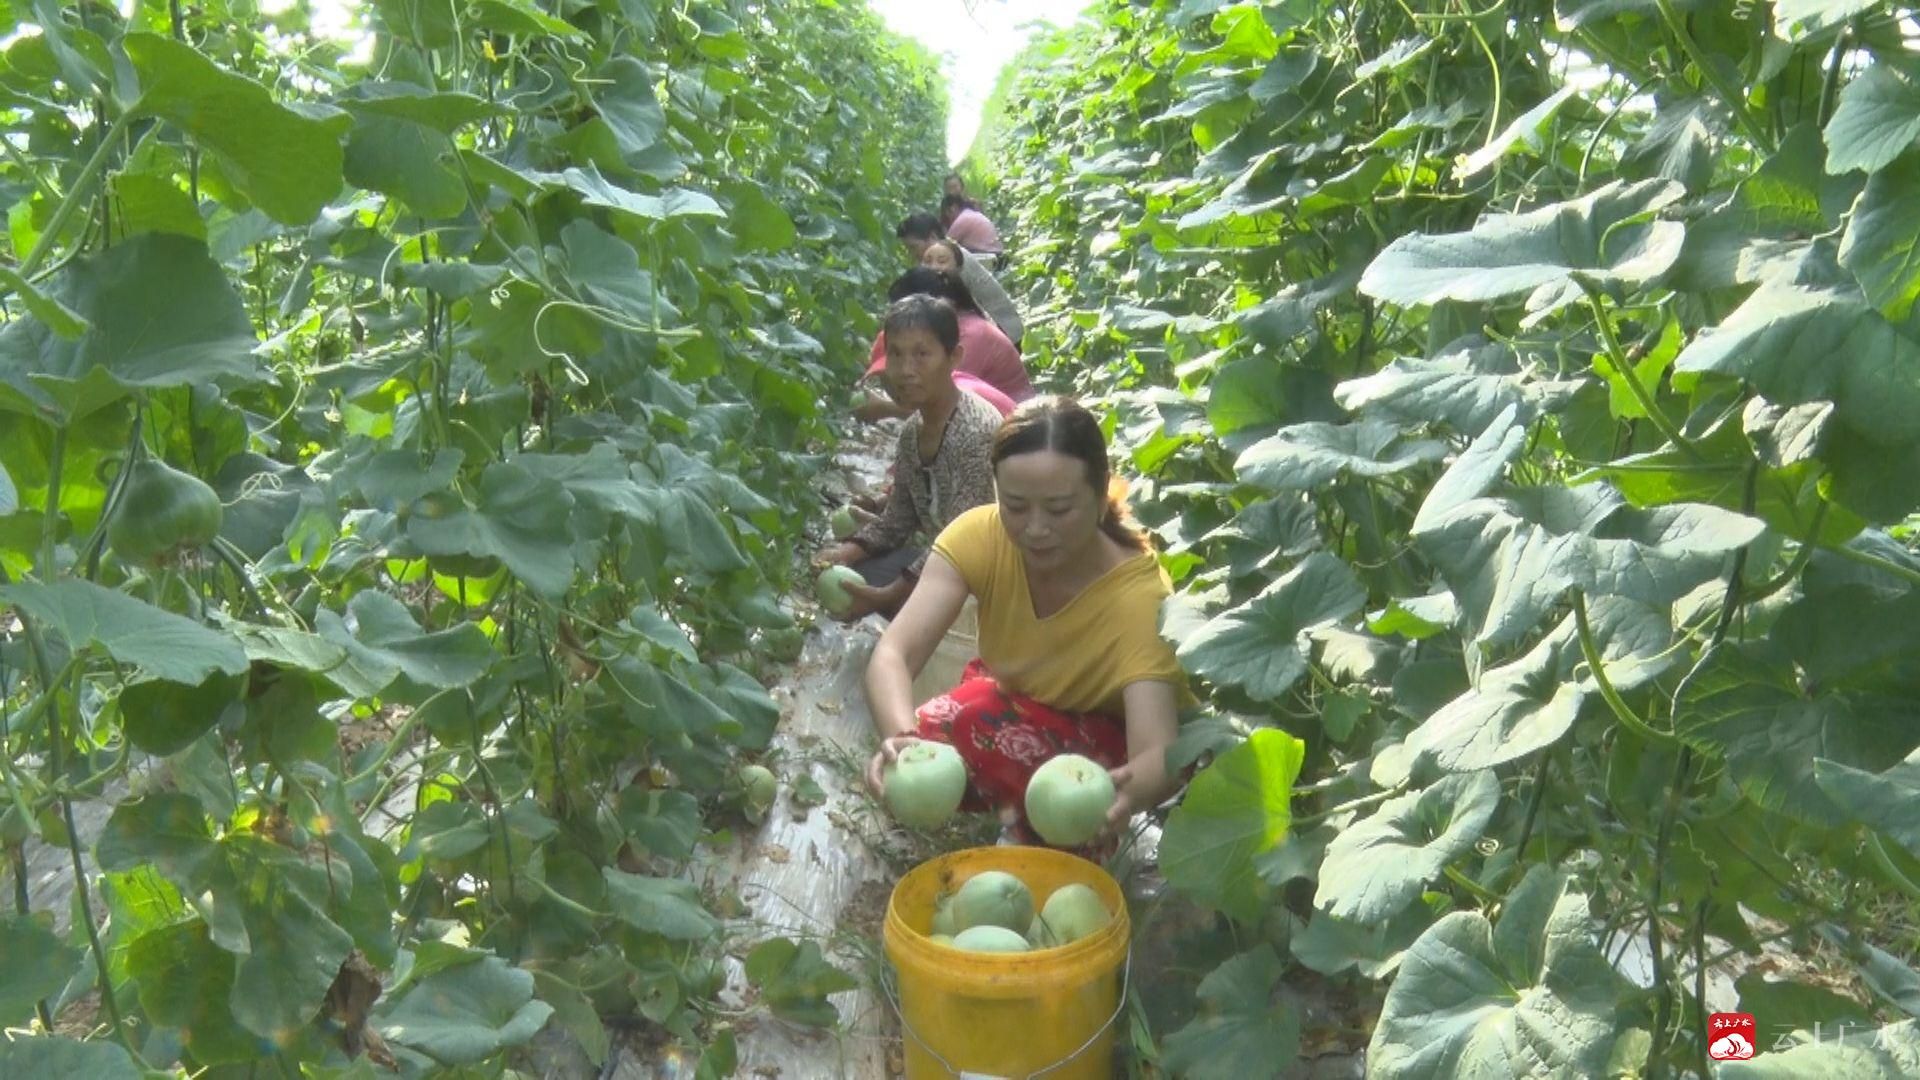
left=0, top=0, right=942, bottom=1074
left=980, top=0, right=1920, bottom=1076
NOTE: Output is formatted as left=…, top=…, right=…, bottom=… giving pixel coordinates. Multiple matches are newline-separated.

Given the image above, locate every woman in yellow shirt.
left=862, top=397, right=1187, bottom=845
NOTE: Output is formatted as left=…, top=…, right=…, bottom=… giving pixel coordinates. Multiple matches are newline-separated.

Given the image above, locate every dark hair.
left=882, top=293, right=961, bottom=353
left=887, top=266, right=984, bottom=318
left=939, top=194, right=969, bottom=216
left=991, top=396, right=1148, bottom=553
left=927, top=238, right=967, bottom=269
left=945, top=172, right=965, bottom=188
left=896, top=213, right=944, bottom=242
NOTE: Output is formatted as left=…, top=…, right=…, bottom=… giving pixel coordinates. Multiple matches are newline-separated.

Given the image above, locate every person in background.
left=940, top=194, right=1004, bottom=266
left=817, top=295, right=1004, bottom=621
left=865, top=267, right=1032, bottom=405
left=861, top=397, right=1188, bottom=848
left=944, top=172, right=969, bottom=202
left=920, top=238, right=1022, bottom=348
left=898, top=214, right=1021, bottom=345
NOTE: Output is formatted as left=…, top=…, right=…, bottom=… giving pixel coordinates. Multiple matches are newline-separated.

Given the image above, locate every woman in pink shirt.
left=864, top=268, right=1032, bottom=404
left=940, top=194, right=1003, bottom=261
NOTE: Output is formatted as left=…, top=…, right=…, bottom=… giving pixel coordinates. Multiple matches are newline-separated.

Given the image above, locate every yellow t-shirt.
left=930, top=504, right=1187, bottom=717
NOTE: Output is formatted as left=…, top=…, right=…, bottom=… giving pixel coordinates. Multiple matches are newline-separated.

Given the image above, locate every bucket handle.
left=879, top=946, right=1134, bottom=1080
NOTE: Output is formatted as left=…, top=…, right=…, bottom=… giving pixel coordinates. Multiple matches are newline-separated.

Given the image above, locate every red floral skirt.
left=913, top=660, right=1128, bottom=846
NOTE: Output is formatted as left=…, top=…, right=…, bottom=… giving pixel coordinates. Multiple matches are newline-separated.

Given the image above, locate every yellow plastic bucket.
left=882, top=846, right=1131, bottom=1079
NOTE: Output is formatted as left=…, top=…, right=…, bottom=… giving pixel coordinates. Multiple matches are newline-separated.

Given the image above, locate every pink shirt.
left=945, top=208, right=1003, bottom=255
left=866, top=312, right=1034, bottom=404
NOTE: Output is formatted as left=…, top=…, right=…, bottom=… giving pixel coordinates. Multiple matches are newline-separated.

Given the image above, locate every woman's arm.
left=1105, top=680, right=1182, bottom=834
left=864, top=554, right=971, bottom=739
left=861, top=555, right=972, bottom=795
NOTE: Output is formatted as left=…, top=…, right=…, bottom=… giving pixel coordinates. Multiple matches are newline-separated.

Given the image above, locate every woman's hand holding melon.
left=864, top=733, right=922, bottom=799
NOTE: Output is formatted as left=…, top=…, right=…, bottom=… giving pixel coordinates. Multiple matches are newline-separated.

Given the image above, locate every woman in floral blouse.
left=815, top=294, right=1003, bottom=621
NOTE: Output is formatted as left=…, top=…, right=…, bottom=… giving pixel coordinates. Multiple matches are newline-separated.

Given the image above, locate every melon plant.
left=815, top=564, right=866, bottom=617
left=883, top=741, right=969, bottom=829
left=950, top=871, right=1034, bottom=936
left=0, top=0, right=944, bottom=1068
left=1024, top=754, right=1116, bottom=848
left=982, top=0, right=1920, bottom=1073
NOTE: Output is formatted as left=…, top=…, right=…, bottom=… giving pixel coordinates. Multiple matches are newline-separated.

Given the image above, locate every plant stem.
left=1573, top=589, right=1679, bottom=748
left=1824, top=541, right=1920, bottom=590
left=1647, top=745, right=1693, bottom=1075
left=45, top=665, right=132, bottom=1051
left=1655, top=0, right=1772, bottom=150
left=39, top=426, right=67, bottom=579
left=1444, top=864, right=1501, bottom=905
left=1514, top=753, right=1552, bottom=861
left=8, top=845, right=55, bottom=1029
left=1582, top=285, right=1698, bottom=460
left=19, top=111, right=134, bottom=281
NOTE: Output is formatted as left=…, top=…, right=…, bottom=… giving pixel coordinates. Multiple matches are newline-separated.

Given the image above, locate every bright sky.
left=869, top=0, right=1094, bottom=163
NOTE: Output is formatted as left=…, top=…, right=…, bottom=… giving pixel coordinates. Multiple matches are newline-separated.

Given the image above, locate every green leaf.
left=601, top=868, right=720, bottom=940
left=404, top=461, right=579, bottom=598
left=1334, top=337, right=1577, bottom=434
left=95, top=792, right=224, bottom=884
left=1823, top=65, right=1920, bottom=176
left=376, top=954, right=554, bottom=1066
left=1, top=580, right=248, bottom=683
left=558, top=164, right=724, bottom=224
left=1161, top=728, right=1305, bottom=921
left=1839, top=154, right=1920, bottom=322
left=1719, top=1019, right=1920, bottom=1077
left=399, top=260, right=509, bottom=299
left=1176, top=552, right=1366, bottom=701
left=108, top=170, right=207, bottom=240
left=342, top=111, right=468, bottom=218
left=1358, top=180, right=1685, bottom=319
left=1368, top=875, right=1625, bottom=1077
left=0, top=913, right=83, bottom=1025
left=316, top=590, right=495, bottom=693
left=1459, top=86, right=1578, bottom=178
left=1158, top=947, right=1300, bottom=1079
left=1673, top=280, right=1920, bottom=521
left=0, top=266, right=85, bottom=338
left=0, top=234, right=260, bottom=408
left=617, top=787, right=702, bottom=861
left=592, top=57, right=667, bottom=159
left=0, top=1036, right=142, bottom=1080
left=1235, top=419, right=1445, bottom=492
left=1675, top=642, right=1916, bottom=827
left=533, top=970, right=609, bottom=1066
left=1406, top=596, right=1672, bottom=772
left=1815, top=747, right=1920, bottom=859
left=1772, top=0, right=1883, bottom=40
left=1415, top=476, right=1763, bottom=647
left=1291, top=902, right=1435, bottom=979
left=1315, top=771, right=1500, bottom=923
left=466, top=0, right=581, bottom=36
left=343, top=83, right=501, bottom=131
left=126, top=919, right=260, bottom=1064
left=126, top=34, right=349, bottom=225
left=743, top=938, right=859, bottom=1027
left=118, top=670, right=246, bottom=756
left=723, top=181, right=797, bottom=252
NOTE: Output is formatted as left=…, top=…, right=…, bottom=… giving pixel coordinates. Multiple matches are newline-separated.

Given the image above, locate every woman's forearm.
left=865, top=639, right=920, bottom=739
left=1120, top=743, right=1176, bottom=810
